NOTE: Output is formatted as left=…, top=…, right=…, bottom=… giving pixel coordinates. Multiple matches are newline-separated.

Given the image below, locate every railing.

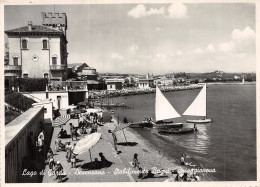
left=50, top=65, right=67, bottom=70
left=4, top=65, right=22, bottom=71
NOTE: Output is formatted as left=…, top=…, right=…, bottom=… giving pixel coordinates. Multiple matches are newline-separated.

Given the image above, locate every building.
left=105, top=78, right=125, bottom=91
left=138, top=79, right=154, bottom=89
left=4, top=12, right=68, bottom=81
left=154, top=76, right=173, bottom=86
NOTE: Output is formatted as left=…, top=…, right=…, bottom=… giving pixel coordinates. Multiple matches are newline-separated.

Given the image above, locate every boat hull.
left=154, top=122, right=183, bottom=129
left=186, top=118, right=211, bottom=123
left=129, top=120, right=154, bottom=128
left=158, top=128, right=195, bottom=134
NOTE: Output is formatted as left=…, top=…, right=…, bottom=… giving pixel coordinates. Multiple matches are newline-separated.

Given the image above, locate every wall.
left=32, top=100, right=53, bottom=124
left=5, top=107, right=44, bottom=183
left=8, top=35, right=63, bottom=79
left=23, top=91, right=69, bottom=109
left=8, top=36, right=22, bottom=66
left=107, top=83, right=116, bottom=91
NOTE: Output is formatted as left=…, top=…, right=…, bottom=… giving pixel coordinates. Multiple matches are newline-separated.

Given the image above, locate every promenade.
left=42, top=112, right=135, bottom=183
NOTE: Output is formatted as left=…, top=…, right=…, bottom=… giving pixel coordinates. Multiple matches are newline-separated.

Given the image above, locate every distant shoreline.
left=91, top=82, right=255, bottom=99
left=206, top=81, right=256, bottom=85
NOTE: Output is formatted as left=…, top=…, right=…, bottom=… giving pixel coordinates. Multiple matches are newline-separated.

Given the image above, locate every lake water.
left=107, top=84, right=256, bottom=181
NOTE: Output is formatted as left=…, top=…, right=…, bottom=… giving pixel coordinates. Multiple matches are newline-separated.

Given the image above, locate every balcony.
left=4, top=65, right=22, bottom=71
left=50, top=65, right=67, bottom=70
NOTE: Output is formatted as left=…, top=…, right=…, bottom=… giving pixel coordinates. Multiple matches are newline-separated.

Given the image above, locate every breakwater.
left=90, top=84, right=203, bottom=98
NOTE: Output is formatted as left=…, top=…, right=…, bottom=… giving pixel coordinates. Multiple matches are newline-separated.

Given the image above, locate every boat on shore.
left=129, top=118, right=155, bottom=128
left=183, top=84, right=211, bottom=123
left=158, top=128, right=195, bottom=134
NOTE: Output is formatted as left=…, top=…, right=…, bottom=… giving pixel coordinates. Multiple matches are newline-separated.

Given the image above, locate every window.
left=23, top=73, right=28, bottom=78
left=44, top=73, right=49, bottom=79
left=21, top=40, right=28, bottom=49
left=52, top=57, right=57, bottom=65
left=13, top=57, right=18, bottom=66
left=42, top=40, right=48, bottom=49
left=44, top=108, right=47, bottom=113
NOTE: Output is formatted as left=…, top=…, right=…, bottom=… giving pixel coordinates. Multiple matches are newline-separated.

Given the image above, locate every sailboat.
left=183, top=84, right=211, bottom=123
left=154, top=86, right=183, bottom=129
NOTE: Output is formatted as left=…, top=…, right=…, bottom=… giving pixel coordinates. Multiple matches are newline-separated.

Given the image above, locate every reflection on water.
left=108, top=84, right=256, bottom=181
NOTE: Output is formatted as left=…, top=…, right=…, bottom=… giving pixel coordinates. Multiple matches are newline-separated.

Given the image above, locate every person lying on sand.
left=137, top=168, right=168, bottom=180
left=180, top=154, right=196, bottom=167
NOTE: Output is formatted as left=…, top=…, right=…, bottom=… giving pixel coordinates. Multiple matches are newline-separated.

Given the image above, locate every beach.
left=104, top=111, right=212, bottom=182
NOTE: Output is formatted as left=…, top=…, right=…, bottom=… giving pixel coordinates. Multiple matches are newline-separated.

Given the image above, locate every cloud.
left=111, top=52, right=125, bottom=61
left=167, top=3, right=188, bottom=19
left=128, top=4, right=165, bottom=18
left=218, top=26, right=255, bottom=53
left=206, top=44, right=215, bottom=52
left=129, top=44, right=139, bottom=54
left=218, top=41, right=235, bottom=53
left=231, top=26, right=255, bottom=42
left=193, top=48, right=202, bottom=54
left=155, top=27, right=161, bottom=31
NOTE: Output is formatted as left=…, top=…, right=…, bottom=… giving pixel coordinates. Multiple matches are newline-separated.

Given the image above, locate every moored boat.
left=186, top=119, right=212, bottom=123
left=129, top=118, right=155, bottom=128
left=154, top=121, right=183, bottom=129
left=158, top=128, right=195, bottom=134
left=183, top=84, right=211, bottom=124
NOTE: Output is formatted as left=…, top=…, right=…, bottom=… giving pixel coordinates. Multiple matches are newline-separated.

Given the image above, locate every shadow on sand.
left=117, top=142, right=138, bottom=146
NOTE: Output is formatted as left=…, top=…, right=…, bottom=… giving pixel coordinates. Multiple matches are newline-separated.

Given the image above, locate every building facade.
left=4, top=12, right=68, bottom=81
left=138, top=79, right=154, bottom=89
left=105, top=78, right=125, bottom=91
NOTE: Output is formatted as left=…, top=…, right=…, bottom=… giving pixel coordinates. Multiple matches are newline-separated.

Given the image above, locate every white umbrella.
left=73, top=132, right=102, bottom=162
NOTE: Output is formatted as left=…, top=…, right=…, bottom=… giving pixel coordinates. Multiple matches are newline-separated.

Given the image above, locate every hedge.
left=5, top=91, right=35, bottom=111
left=8, top=78, right=48, bottom=92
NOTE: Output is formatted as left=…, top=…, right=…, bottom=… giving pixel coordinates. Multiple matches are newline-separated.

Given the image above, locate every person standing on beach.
left=132, top=153, right=140, bottom=168
left=108, top=130, right=119, bottom=153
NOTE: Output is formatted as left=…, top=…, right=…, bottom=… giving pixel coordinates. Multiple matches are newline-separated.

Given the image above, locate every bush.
left=5, top=91, right=35, bottom=111
left=8, top=78, right=48, bottom=92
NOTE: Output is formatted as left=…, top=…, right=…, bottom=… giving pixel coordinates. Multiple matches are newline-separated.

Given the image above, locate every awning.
left=53, top=115, right=70, bottom=127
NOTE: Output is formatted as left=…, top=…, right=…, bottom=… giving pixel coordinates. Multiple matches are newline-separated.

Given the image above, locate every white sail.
left=155, top=86, right=181, bottom=121
left=183, top=84, right=206, bottom=117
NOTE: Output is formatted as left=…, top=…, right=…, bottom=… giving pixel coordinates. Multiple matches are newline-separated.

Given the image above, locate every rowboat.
left=158, top=128, right=195, bottom=134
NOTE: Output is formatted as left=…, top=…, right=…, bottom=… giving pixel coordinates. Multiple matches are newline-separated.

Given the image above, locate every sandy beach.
left=103, top=111, right=213, bottom=182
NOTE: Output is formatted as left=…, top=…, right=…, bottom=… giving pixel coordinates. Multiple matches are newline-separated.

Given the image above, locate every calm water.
left=108, top=84, right=256, bottom=181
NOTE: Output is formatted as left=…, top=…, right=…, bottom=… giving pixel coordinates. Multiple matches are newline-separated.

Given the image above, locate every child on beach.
left=132, top=153, right=140, bottom=168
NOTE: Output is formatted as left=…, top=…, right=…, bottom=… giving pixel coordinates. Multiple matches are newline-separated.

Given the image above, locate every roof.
left=5, top=25, right=64, bottom=36
left=86, top=80, right=99, bottom=84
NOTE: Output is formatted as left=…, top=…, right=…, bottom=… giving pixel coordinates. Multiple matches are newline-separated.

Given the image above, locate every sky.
left=4, top=3, right=256, bottom=74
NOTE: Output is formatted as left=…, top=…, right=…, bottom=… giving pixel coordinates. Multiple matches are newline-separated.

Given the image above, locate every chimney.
left=28, top=21, right=32, bottom=31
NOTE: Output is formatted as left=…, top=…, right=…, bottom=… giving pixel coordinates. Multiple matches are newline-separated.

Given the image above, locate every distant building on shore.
left=4, top=12, right=68, bottom=81
left=138, top=79, right=154, bottom=89
left=105, top=78, right=125, bottom=91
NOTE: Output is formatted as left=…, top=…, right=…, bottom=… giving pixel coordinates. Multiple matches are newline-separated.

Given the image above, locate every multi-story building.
left=4, top=12, right=68, bottom=81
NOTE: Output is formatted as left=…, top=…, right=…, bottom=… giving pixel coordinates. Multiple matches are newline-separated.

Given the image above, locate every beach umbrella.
left=113, top=123, right=131, bottom=132
left=113, top=123, right=131, bottom=143
left=73, top=132, right=102, bottom=162
left=53, top=115, right=71, bottom=127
